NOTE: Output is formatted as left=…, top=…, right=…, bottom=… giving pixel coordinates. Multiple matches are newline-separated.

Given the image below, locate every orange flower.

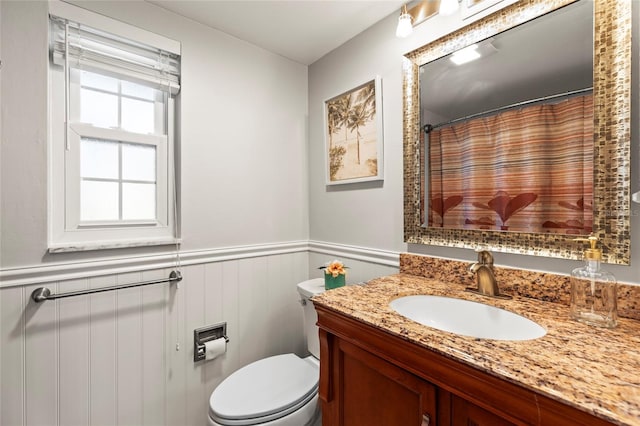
left=320, top=260, right=348, bottom=277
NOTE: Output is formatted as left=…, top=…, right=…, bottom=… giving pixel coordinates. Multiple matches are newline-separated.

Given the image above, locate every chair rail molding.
left=0, top=241, right=308, bottom=288
left=1, top=240, right=400, bottom=288
left=308, top=240, right=401, bottom=268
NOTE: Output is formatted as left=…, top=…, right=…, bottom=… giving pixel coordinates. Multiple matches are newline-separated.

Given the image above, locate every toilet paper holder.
left=194, top=322, right=229, bottom=362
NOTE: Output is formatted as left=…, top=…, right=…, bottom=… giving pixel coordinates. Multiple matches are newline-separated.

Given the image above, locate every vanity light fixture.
left=395, top=1, right=440, bottom=38
left=439, top=0, right=461, bottom=16
left=396, top=4, right=413, bottom=38
left=450, top=44, right=481, bottom=65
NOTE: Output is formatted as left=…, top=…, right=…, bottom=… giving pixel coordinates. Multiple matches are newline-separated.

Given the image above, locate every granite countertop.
left=312, top=273, right=640, bottom=426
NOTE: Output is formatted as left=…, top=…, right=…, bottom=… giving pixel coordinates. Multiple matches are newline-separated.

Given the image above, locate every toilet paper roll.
left=205, top=337, right=227, bottom=361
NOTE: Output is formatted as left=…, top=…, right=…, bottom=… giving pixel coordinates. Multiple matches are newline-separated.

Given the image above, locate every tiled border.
left=403, top=0, right=631, bottom=264
left=400, top=253, right=640, bottom=320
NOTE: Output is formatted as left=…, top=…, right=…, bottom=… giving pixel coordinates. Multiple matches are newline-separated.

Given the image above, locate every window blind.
left=50, top=15, right=180, bottom=94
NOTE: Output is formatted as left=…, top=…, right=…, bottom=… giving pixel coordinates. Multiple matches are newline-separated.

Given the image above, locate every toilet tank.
left=297, top=278, right=326, bottom=359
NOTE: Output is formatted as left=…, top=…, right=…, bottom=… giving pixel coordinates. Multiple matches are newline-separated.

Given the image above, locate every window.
left=48, top=2, right=180, bottom=251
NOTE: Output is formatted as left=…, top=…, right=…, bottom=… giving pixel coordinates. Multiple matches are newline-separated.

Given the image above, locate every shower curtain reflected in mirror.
left=423, top=94, right=593, bottom=234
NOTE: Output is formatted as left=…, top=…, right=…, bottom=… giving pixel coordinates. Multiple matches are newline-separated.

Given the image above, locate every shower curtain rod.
left=423, top=87, right=593, bottom=134
left=30, top=270, right=182, bottom=303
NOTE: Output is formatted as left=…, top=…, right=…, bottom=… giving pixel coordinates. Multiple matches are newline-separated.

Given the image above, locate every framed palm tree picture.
left=324, top=76, right=383, bottom=185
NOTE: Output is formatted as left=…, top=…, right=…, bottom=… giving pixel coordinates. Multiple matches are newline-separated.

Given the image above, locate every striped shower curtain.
left=426, top=94, right=593, bottom=234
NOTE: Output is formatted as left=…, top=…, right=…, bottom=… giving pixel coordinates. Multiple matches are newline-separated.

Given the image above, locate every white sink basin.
left=389, top=295, right=546, bottom=341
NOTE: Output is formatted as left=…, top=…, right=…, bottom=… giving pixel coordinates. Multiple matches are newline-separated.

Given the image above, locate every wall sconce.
left=395, top=0, right=460, bottom=38
left=395, top=4, right=413, bottom=38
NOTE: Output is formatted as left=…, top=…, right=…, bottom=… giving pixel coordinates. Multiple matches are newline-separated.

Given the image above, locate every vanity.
left=312, top=254, right=640, bottom=425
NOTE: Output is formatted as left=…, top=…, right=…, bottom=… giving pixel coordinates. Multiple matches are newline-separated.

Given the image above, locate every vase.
left=324, top=273, right=346, bottom=290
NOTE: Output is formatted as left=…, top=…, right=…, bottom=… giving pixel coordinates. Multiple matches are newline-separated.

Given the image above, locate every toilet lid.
left=297, top=278, right=326, bottom=298
left=210, top=354, right=319, bottom=425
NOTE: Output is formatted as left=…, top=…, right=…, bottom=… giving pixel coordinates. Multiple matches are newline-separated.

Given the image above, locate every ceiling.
left=145, top=0, right=405, bottom=65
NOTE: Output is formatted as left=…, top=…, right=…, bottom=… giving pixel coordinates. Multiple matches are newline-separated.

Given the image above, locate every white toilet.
left=207, top=278, right=326, bottom=426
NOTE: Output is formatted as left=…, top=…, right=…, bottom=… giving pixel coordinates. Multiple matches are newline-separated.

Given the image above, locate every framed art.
left=324, top=76, right=383, bottom=185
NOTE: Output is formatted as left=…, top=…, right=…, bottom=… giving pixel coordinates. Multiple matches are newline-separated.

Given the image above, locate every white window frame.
left=66, top=124, right=168, bottom=227
left=47, top=1, right=180, bottom=252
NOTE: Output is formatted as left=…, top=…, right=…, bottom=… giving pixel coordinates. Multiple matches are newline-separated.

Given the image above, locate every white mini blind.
left=50, top=15, right=180, bottom=94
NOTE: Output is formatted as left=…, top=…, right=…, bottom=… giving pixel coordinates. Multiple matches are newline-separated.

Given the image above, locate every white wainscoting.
left=1, top=249, right=310, bottom=426
left=0, top=241, right=400, bottom=426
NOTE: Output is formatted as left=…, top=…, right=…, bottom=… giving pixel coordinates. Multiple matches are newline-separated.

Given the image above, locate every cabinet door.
left=450, top=394, right=514, bottom=426
left=329, top=338, right=436, bottom=426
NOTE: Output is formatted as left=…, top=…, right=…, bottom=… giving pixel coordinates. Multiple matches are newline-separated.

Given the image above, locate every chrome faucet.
left=466, top=250, right=511, bottom=299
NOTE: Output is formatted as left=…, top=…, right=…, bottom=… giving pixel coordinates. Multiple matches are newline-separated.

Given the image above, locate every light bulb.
left=439, top=0, right=459, bottom=16
left=396, top=13, right=413, bottom=38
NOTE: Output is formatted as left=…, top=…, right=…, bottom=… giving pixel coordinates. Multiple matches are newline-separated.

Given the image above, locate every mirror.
left=421, top=1, right=593, bottom=235
left=403, top=0, right=631, bottom=264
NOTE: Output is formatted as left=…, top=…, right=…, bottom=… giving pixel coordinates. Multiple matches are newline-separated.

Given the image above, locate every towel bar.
left=30, top=270, right=182, bottom=303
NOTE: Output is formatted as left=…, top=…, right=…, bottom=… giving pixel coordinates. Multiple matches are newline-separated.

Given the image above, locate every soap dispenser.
left=570, top=235, right=617, bottom=328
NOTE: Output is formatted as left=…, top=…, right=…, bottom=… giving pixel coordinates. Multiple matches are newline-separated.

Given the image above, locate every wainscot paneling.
left=1, top=250, right=309, bottom=426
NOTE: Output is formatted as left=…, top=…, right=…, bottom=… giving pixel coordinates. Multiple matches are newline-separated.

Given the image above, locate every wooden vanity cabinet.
left=449, top=395, right=515, bottom=426
left=315, top=305, right=614, bottom=426
left=322, top=334, right=437, bottom=425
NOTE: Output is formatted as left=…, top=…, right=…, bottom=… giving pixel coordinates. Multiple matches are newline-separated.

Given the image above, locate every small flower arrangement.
left=319, top=259, right=348, bottom=277
left=318, top=260, right=348, bottom=290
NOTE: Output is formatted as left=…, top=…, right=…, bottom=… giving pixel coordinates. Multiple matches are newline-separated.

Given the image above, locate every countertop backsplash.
left=399, top=253, right=640, bottom=321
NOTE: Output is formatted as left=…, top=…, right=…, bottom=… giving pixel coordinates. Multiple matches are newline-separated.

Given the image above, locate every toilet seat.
left=209, top=354, right=319, bottom=426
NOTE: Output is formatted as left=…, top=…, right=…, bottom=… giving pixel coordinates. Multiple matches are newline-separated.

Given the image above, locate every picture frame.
left=323, top=76, right=383, bottom=185
left=462, top=0, right=504, bottom=19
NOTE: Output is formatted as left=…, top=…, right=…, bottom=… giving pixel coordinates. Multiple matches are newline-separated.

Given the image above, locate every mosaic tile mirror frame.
left=403, top=0, right=631, bottom=264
